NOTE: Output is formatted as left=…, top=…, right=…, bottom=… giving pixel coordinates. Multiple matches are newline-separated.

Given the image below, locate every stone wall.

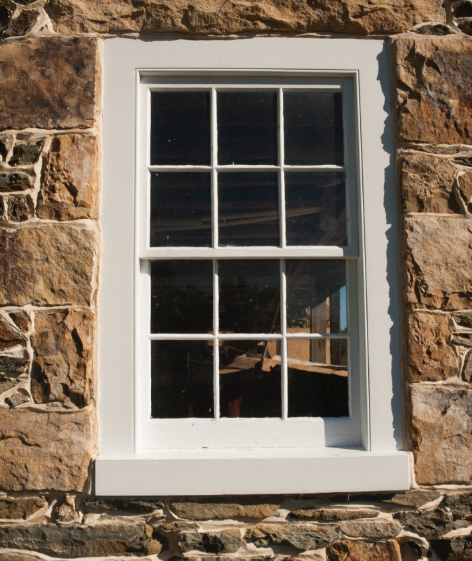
left=0, top=1, right=472, bottom=560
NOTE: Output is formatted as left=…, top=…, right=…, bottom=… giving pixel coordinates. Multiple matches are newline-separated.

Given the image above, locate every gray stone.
left=246, top=523, right=340, bottom=550
left=453, top=333, right=472, bottom=347
left=9, top=139, right=44, bottom=166
left=289, top=508, right=378, bottom=521
left=0, top=173, right=32, bottom=193
left=6, top=194, right=34, bottom=222
left=179, top=529, right=243, bottom=554
left=1, top=8, right=43, bottom=39
left=443, top=493, right=472, bottom=520
left=463, top=350, right=472, bottom=382
left=394, top=511, right=467, bottom=539
left=389, top=489, right=442, bottom=509
left=84, top=498, right=164, bottom=514
left=0, top=498, right=47, bottom=520
left=6, top=391, right=30, bottom=408
left=414, top=23, right=454, bottom=35
left=339, top=520, right=402, bottom=539
left=0, top=356, right=29, bottom=376
left=171, top=499, right=280, bottom=520
left=0, top=375, right=19, bottom=395
left=431, top=537, right=472, bottom=561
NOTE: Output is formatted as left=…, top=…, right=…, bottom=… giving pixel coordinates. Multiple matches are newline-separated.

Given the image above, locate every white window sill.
left=95, top=449, right=410, bottom=495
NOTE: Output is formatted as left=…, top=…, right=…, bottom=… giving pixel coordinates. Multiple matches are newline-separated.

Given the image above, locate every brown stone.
left=326, top=540, right=402, bottom=561
left=54, top=495, right=78, bottom=523
left=2, top=8, right=43, bottom=39
left=339, top=520, right=402, bottom=539
left=400, top=154, right=459, bottom=214
left=393, top=35, right=472, bottom=144
left=0, top=224, right=96, bottom=307
left=411, top=385, right=472, bottom=484
left=0, top=497, right=47, bottom=520
left=404, top=217, right=472, bottom=310
left=171, top=499, right=280, bottom=520
left=0, top=556, right=37, bottom=561
left=458, top=171, right=472, bottom=212
left=8, top=311, right=30, bottom=333
left=44, top=0, right=444, bottom=36
left=290, top=508, right=378, bottom=521
left=0, top=37, right=99, bottom=131
left=0, top=409, right=96, bottom=492
left=0, top=173, right=32, bottom=193
left=31, top=310, right=94, bottom=408
left=6, top=194, right=34, bottom=222
left=388, top=489, right=442, bottom=508
left=0, top=315, right=26, bottom=351
left=406, top=312, right=458, bottom=381
left=38, top=135, right=99, bottom=220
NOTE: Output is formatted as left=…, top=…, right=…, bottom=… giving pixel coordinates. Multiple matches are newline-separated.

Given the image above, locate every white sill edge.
left=95, top=449, right=410, bottom=496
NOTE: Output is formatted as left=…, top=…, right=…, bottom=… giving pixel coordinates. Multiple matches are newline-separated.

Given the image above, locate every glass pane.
left=219, top=172, right=279, bottom=246
left=217, top=91, right=278, bottom=165
left=288, top=339, right=348, bottom=417
left=219, top=261, right=280, bottom=333
left=151, top=340, right=213, bottom=418
left=219, top=340, right=281, bottom=418
left=150, top=91, right=211, bottom=165
left=150, top=172, right=211, bottom=247
left=284, top=92, right=344, bottom=166
left=286, top=260, right=347, bottom=334
left=285, top=172, right=347, bottom=246
left=150, top=261, right=213, bottom=334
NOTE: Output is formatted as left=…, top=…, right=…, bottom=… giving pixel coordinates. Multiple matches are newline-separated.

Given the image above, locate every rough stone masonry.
left=0, top=0, right=472, bottom=560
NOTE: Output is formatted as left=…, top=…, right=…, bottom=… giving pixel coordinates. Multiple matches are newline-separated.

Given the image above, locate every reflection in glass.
left=151, top=261, right=213, bottom=333
left=286, top=260, right=347, bottom=334
left=219, top=340, right=281, bottom=418
left=150, top=91, right=211, bottom=165
left=284, top=92, right=344, bottom=166
left=219, top=261, right=280, bottom=333
left=217, top=92, right=278, bottom=165
left=288, top=339, right=348, bottom=417
left=285, top=173, right=347, bottom=246
left=219, top=172, right=279, bottom=246
left=151, top=341, right=213, bottom=418
left=150, top=172, right=211, bottom=247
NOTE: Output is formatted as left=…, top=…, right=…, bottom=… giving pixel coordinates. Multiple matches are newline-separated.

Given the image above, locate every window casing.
left=98, top=37, right=409, bottom=495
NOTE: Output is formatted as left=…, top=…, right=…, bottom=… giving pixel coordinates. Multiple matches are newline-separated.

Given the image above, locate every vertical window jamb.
left=281, top=259, right=288, bottom=420
left=211, top=87, right=218, bottom=248
left=278, top=88, right=286, bottom=249
left=213, top=258, right=220, bottom=420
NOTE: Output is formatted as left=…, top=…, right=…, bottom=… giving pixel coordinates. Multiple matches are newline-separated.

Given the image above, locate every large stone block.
left=404, top=217, right=472, bottom=310
left=246, top=523, right=339, bottom=550
left=406, top=312, right=458, bottom=381
left=38, top=135, right=99, bottom=220
left=171, top=498, right=280, bottom=520
left=393, top=35, right=472, bottom=144
left=31, top=310, right=94, bottom=407
left=326, top=540, right=401, bottom=561
left=44, top=0, right=444, bottom=35
left=410, top=385, right=472, bottom=484
left=0, top=224, right=96, bottom=307
left=0, top=37, right=98, bottom=131
left=0, top=409, right=96, bottom=492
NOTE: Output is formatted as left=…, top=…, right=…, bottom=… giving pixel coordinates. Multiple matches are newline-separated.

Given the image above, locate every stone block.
left=388, top=489, right=442, bottom=509
left=400, top=153, right=459, bottom=214
left=84, top=498, right=164, bottom=514
left=393, top=35, right=472, bottom=144
left=179, top=529, right=243, bottom=554
left=404, top=217, right=472, bottom=310
left=0, top=37, right=98, bottom=131
left=170, top=498, right=280, bottom=520
left=406, top=312, right=458, bottom=381
left=0, top=498, right=47, bottom=520
left=31, top=310, right=94, bottom=408
left=410, top=385, right=472, bottom=484
left=0, top=173, right=32, bottom=193
left=2, top=8, right=43, bottom=39
left=0, top=409, right=96, bottom=492
left=9, top=137, right=44, bottom=166
left=0, top=224, right=96, bottom=307
left=290, top=508, right=378, bottom=521
left=246, top=523, right=339, bottom=550
left=393, top=510, right=467, bottom=538
left=431, top=537, right=472, bottom=561
left=0, top=315, right=26, bottom=351
left=38, top=135, right=99, bottom=220
left=44, top=0, right=444, bottom=35
left=338, top=520, right=402, bottom=539
left=326, top=540, right=401, bottom=561
left=6, top=194, right=34, bottom=222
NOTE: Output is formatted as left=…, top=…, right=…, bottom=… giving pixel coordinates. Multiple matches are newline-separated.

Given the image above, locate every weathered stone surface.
left=443, top=493, right=472, bottom=520
left=0, top=375, right=19, bottom=395
left=6, top=194, right=34, bottom=222
left=400, top=154, right=459, bottom=213
left=9, top=138, right=44, bottom=166
left=171, top=499, right=280, bottom=520
left=0, top=316, right=26, bottom=351
left=5, top=391, right=30, bottom=408
left=458, top=170, right=472, bottom=212
left=326, top=540, right=402, bottom=561
left=411, top=385, right=472, bottom=484
left=179, top=529, right=242, bottom=554
left=0, top=522, right=161, bottom=557
left=54, top=495, right=78, bottom=523
left=463, top=350, right=472, bottom=382
left=406, top=312, right=458, bottom=381
left=339, top=520, right=402, bottom=539
left=246, top=523, right=339, bottom=550
left=0, top=498, right=47, bottom=520
left=31, top=310, right=94, bottom=408
left=431, top=537, right=472, bottom=561
left=44, top=0, right=445, bottom=36
left=388, top=489, right=442, bottom=509
left=414, top=23, right=454, bottom=35
left=0, top=4, right=13, bottom=36
left=0, top=173, right=32, bottom=193
left=0, top=224, right=96, bottom=307
left=394, top=35, right=472, bottom=144
left=0, top=555, right=38, bottom=561
left=404, top=217, right=472, bottom=310
left=38, top=135, right=99, bottom=220
left=8, top=311, right=30, bottom=333
left=84, top=498, right=164, bottom=514
left=459, top=19, right=472, bottom=35
left=1, top=8, right=43, bottom=39
left=290, top=508, right=378, bottom=521
left=394, top=510, right=468, bottom=538
left=0, top=409, right=96, bottom=492
left=0, top=37, right=98, bottom=131
left=0, top=356, right=29, bottom=376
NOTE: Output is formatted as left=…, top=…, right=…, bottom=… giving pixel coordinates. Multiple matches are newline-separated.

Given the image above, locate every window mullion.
left=211, top=87, right=218, bottom=249
left=281, top=259, right=288, bottom=420
left=213, top=258, right=220, bottom=420
left=278, top=88, right=286, bottom=250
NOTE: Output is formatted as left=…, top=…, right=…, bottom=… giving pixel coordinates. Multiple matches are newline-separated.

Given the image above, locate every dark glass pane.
left=286, top=260, right=347, bottom=334
left=150, top=172, right=211, bottom=247
left=217, top=92, right=278, bottom=165
left=288, top=339, right=348, bottom=417
left=284, top=92, right=344, bottom=165
left=219, top=172, right=279, bottom=246
left=151, top=261, right=213, bottom=334
left=219, top=261, right=280, bottom=334
left=219, top=340, right=281, bottom=418
left=151, top=340, right=213, bottom=418
left=285, top=172, right=347, bottom=246
left=150, top=91, right=211, bottom=165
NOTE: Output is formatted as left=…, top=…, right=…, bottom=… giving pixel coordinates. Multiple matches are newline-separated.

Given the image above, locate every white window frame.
left=97, top=37, right=409, bottom=495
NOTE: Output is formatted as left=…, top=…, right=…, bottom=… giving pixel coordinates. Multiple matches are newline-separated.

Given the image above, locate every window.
left=97, top=38, right=409, bottom=495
